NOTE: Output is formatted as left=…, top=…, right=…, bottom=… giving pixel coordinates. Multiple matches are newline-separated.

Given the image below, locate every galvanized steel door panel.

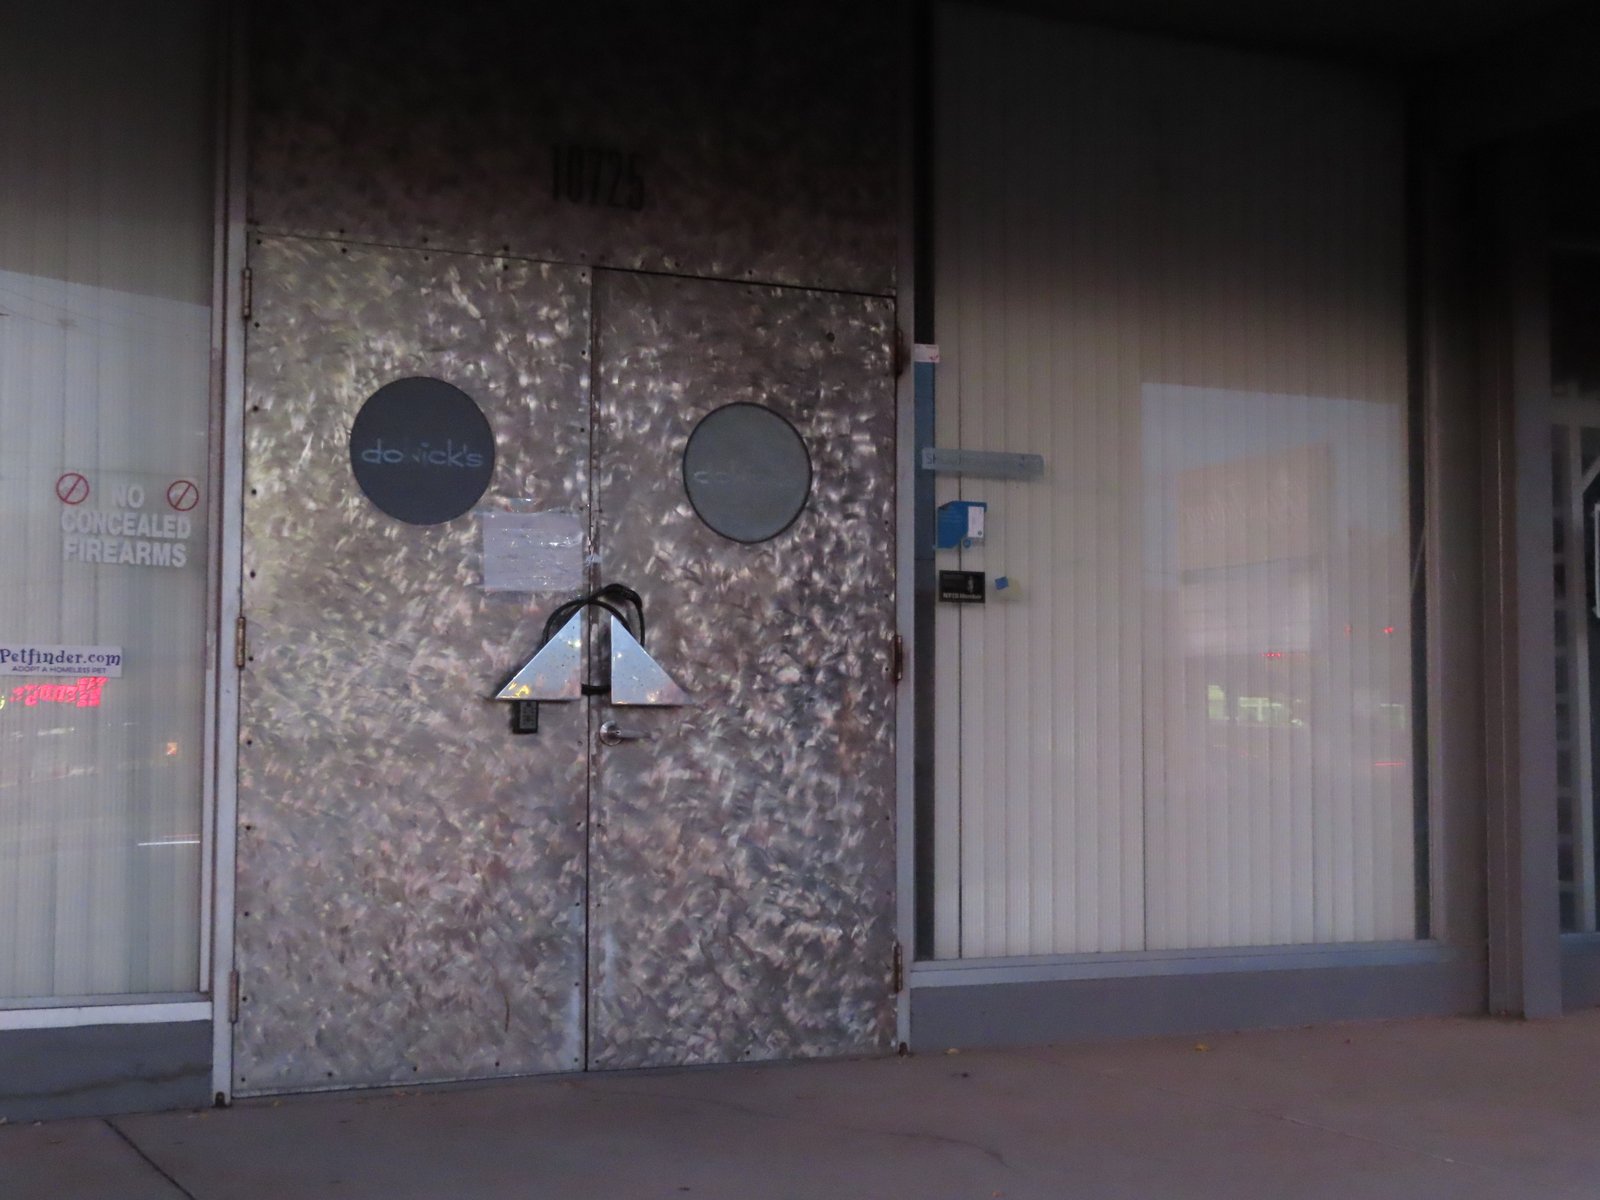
left=587, top=272, right=898, bottom=1069
left=235, top=237, right=591, bottom=1093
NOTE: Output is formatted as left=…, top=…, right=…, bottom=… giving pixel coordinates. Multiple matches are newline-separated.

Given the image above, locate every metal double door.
left=234, top=237, right=896, bottom=1093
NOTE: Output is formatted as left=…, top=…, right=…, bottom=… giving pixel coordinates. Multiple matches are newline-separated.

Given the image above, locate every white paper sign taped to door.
left=479, top=510, right=585, bottom=593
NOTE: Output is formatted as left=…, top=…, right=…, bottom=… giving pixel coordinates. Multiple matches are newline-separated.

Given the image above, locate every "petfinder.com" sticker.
left=0, top=644, right=123, bottom=678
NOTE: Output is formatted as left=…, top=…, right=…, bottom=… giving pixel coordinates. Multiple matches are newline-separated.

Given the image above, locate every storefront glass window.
left=933, top=12, right=1421, bottom=956
left=0, top=1, right=214, bottom=1000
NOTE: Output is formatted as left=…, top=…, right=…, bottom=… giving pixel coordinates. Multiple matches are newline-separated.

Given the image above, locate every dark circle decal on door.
left=348, top=377, right=495, bottom=525
left=682, top=402, right=812, bottom=543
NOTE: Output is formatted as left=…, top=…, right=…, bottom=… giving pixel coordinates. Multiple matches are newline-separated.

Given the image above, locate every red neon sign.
left=10, top=676, right=108, bottom=708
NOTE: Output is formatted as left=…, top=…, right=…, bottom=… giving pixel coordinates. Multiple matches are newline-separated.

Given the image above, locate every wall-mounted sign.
left=349, top=377, right=495, bottom=526
left=938, top=570, right=986, bottom=604
left=682, top=402, right=811, bottom=544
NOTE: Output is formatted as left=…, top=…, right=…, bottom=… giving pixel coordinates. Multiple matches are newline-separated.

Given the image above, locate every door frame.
left=209, top=3, right=250, bottom=1103
left=893, top=4, right=919, bottom=1051
left=1478, top=141, right=1563, bottom=1019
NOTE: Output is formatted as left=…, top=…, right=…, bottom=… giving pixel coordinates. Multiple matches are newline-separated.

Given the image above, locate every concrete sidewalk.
left=8, top=1012, right=1600, bottom=1199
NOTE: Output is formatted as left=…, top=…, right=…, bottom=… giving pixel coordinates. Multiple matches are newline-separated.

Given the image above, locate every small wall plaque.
left=938, top=570, right=986, bottom=604
left=921, top=447, right=1044, bottom=481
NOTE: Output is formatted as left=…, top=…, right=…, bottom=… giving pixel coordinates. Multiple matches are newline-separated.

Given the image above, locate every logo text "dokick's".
left=357, top=439, right=487, bottom=468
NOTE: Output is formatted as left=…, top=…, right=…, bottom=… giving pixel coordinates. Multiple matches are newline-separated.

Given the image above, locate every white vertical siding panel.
left=1377, top=105, right=1405, bottom=940
left=1346, top=104, right=1376, bottom=944
left=1239, top=85, right=1272, bottom=947
left=944, top=22, right=983, bottom=954
left=1347, top=107, right=1374, bottom=944
left=1333, top=150, right=1361, bottom=944
left=1024, top=59, right=1055, bottom=955
left=1115, top=77, right=1149, bottom=954
left=1288, top=72, right=1318, bottom=945
left=1309, top=90, right=1342, bottom=943
left=929, top=37, right=968, bottom=959
left=1268, top=81, right=1295, bottom=947
left=1071, top=52, right=1100, bottom=953
left=1366, top=108, right=1390, bottom=943
left=1047, top=58, right=1078, bottom=952
left=962, top=13, right=995, bottom=955
left=974, top=21, right=1005, bottom=956
left=1043, top=128, right=1068, bottom=956
left=1003, top=48, right=1035, bottom=954
left=1390, top=118, right=1418, bottom=942
left=1376, top=94, right=1416, bottom=938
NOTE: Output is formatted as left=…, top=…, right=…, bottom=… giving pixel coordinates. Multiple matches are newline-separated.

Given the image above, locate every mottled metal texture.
left=247, top=0, right=897, bottom=295
left=588, top=271, right=898, bottom=1070
left=236, top=237, right=591, bottom=1095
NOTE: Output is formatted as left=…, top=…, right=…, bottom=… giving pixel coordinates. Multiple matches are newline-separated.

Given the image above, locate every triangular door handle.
left=496, top=610, right=584, bottom=701
left=609, top=614, right=692, bottom=706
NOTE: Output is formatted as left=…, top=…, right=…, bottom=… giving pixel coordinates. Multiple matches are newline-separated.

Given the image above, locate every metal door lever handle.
left=598, top=720, right=654, bottom=746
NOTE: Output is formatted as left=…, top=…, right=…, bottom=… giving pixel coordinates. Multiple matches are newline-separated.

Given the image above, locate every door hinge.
left=892, top=326, right=909, bottom=378
left=234, top=615, right=247, bottom=670
left=892, top=940, right=904, bottom=994
left=228, top=969, right=241, bottom=1024
left=891, top=633, right=905, bottom=684
left=241, top=266, right=253, bottom=322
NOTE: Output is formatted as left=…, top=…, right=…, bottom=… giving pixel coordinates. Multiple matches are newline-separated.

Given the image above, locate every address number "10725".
left=551, top=144, right=645, bottom=211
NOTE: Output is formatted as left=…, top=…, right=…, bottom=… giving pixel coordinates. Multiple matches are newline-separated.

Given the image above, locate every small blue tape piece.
left=994, top=576, right=1009, bottom=591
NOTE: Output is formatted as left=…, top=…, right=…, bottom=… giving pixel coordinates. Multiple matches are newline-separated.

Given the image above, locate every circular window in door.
left=682, top=402, right=812, bottom=543
left=348, top=376, right=496, bottom=525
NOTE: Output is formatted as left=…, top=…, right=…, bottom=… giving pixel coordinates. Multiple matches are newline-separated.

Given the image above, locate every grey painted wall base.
left=0, top=1022, right=211, bottom=1122
left=909, top=960, right=1485, bottom=1050
left=1561, top=939, right=1600, bottom=1011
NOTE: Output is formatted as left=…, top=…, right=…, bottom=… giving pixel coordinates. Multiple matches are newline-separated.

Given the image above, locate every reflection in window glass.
left=1142, top=387, right=1415, bottom=950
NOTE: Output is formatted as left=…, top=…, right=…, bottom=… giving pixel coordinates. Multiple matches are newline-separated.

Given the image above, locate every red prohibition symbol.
left=55, top=472, right=90, bottom=505
left=166, top=479, right=200, bottom=512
